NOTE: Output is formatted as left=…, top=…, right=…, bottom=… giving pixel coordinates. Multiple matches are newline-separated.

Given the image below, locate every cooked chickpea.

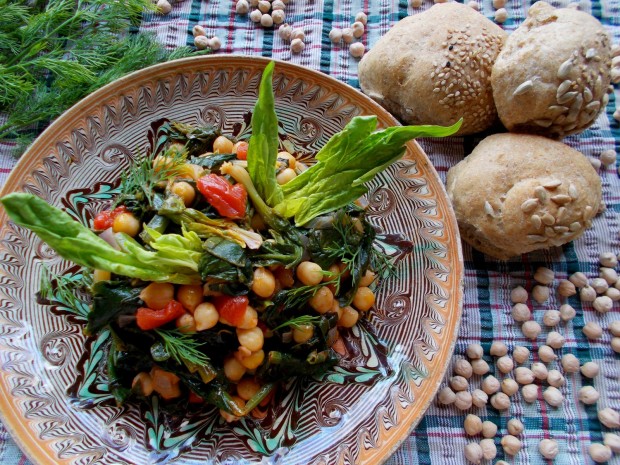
left=359, top=270, right=376, bottom=287
left=220, top=396, right=245, bottom=422
left=276, top=168, right=297, bottom=185
left=296, top=261, right=323, bottom=285
left=277, top=151, right=296, bottom=169
left=171, top=181, right=196, bottom=206
left=293, top=323, right=314, bottom=343
left=353, top=286, right=375, bottom=312
left=237, top=305, right=258, bottom=329
left=93, top=269, right=111, bottom=283
left=213, top=135, right=234, bottom=153
left=237, top=377, right=261, bottom=401
left=239, top=349, right=265, bottom=369
left=338, top=305, right=359, bottom=328
left=323, top=264, right=341, bottom=282
left=175, top=284, right=203, bottom=312
left=237, top=326, right=264, bottom=351
left=194, top=302, right=219, bottom=331
left=113, top=212, right=141, bottom=237
left=140, top=282, right=175, bottom=310
left=252, top=267, right=276, bottom=298
left=309, top=287, right=334, bottom=313
left=176, top=313, right=196, bottom=333
left=132, top=372, right=154, bottom=396
left=223, top=356, right=247, bottom=381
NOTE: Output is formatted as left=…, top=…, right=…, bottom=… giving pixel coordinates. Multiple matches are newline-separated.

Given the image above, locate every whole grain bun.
left=358, top=3, right=507, bottom=136
left=491, top=1, right=612, bottom=138
left=446, top=133, right=601, bottom=260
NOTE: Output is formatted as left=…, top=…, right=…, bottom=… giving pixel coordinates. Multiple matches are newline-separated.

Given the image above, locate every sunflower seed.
left=585, top=48, right=597, bottom=60
left=545, top=226, right=556, bottom=236
left=484, top=201, right=494, bottom=216
left=594, top=76, right=603, bottom=97
left=548, top=105, right=569, bottom=118
left=557, top=80, right=573, bottom=97
left=535, top=119, right=553, bottom=127
left=554, top=225, right=569, bottom=233
left=513, top=80, right=534, bottom=96
left=531, top=214, right=542, bottom=229
left=557, top=91, right=578, bottom=105
left=528, top=234, right=547, bottom=243
left=543, top=180, right=562, bottom=189
left=542, top=213, right=556, bottom=226
left=583, top=87, right=593, bottom=103
left=535, top=186, right=548, bottom=202
left=584, top=206, right=593, bottom=218
left=521, top=198, right=539, bottom=213
left=556, top=207, right=567, bottom=222
left=569, top=221, right=581, bottom=232
left=585, top=100, right=600, bottom=113
left=557, top=60, right=573, bottom=80
left=551, top=194, right=571, bottom=205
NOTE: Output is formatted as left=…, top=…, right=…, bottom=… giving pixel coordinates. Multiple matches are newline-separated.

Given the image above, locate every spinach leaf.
left=189, top=153, right=237, bottom=170
left=251, top=230, right=303, bottom=268
left=257, top=349, right=340, bottom=381
left=86, top=281, right=143, bottom=335
left=159, top=121, right=221, bottom=156
left=198, top=237, right=253, bottom=289
left=247, top=61, right=283, bottom=207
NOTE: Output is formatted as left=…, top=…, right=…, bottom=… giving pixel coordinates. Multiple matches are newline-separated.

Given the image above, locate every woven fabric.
left=0, top=1, right=619, bottom=464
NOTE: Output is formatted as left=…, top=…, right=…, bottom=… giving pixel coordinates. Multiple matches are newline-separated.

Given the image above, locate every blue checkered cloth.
left=0, top=0, right=619, bottom=463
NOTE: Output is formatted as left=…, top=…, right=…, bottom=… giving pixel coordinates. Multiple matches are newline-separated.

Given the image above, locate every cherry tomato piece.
left=136, top=300, right=186, bottom=330
left=213, top=295, right=249, bottom=327
left=93, top=205, right=127, bottom=230
left=235, top=141, right=249, bottom=160
left=196, top=174, right=247, bottom=219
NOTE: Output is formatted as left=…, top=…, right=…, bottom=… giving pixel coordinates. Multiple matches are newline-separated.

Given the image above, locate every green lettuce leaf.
left=0, top=193, right=201, bottom=284
left=247, top=60, right=283, bottom=208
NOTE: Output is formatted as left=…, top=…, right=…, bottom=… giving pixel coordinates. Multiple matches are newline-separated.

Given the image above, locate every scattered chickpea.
left=543, top=310, right=561, bottom=327
left=510, top=286, right=528, bottom=304
left=464, top=442, right=483, bottom=464
left=547, top=370, right=565, bottom=388
left=561, top=353, right=580, bottom=373
left=455, top=391, right=473, bottom=410
left=590, top=158, right=602, bottom=171
left=236, top=0, right=250, bottom=14
left=464, top=414, right=483, bottom=436
left=578, top=385, right=600, bottom=405
left=492, top=0, right=506, bottom=8
left=471, top=358, right=490, bottom=376
left=341, top=28, right=354, bottom=43
left=271, top=10, right=285, bottom=24
left=600, top=149, right=617, bottom=166
left=450, top=375, right=469, bottom=392
left=557, top=279, right=577, bottom=297
left=354, top=11, right=368, bottom=24
left=605, top=287, right=620, bottom=301
left=600, top=251, right=618, bottom=268
left=194, top=35, right=210, bottom=49
left=290, top=37, right=305, bottom=53
left=507, top=418, right=524, bottom=436
left=250, top=9, right=262, bottom=22
left=521, top=384, right=539, bottom=403
left=603, top=433, right=620, bottom=453
left=349, top=42, right=365, bottom=58
left=538, top=345, right=557, bottom=363
left=291, top=28, right=305, bottom=41
left=534, top=267, right=555, bottom=285
left=610, top=320, right=620, bottom=337
left=559, top=304, right=576, bottom=322
left=581, top=361, right=600, bottom=378
left=513, top=346, right=530, bottom=364
left=589, top=443, right=612, bottom=463
left=351, top=21, right=365, bottom=39
left=496, top=355, right=514, bottom=374
left=454, top=359, right=474, bottom=379
left=156, top=0, right=172, bottom=15
left=600, top=267, right=618, bottom=285
left=511, top=303, right=531, bottom=322
left=580, top=286, right=597, bottom=302
left=271, top=0, right=285, bottom=9
left=569, top=271, right=589, bottom=288
left=546, top=331, right=565, bottom=349
left=490, top=392, right=510, bottom=410
left=472, top=389, right=489, bottom=408
left=278, top=23, right=293, bottom=40
left=329, top=28, right=342, bottom=44
left=531, top=362, right=549, bottom=380
left=591, top=277, right=609, bottom=294
left=583, top=321, right=603, bottom=339
left=501, top=378, right=519, bottom=397
left=490, top=341, right=508, bottom=357
left=598, top=408, right=620, bottom=428
left=543, top=386, right=564, bottom=407
left=539, top=439, right=559, bottom=459
left=612, top=337, right=620, bottom=353
left=480, top=438, right=497, bottom=460
left=482, top=421, right=497, bottom=438
left=532, top=285, right=550, bottom=303
left=593, top=295, right=613, bottom=313
left=494, top=7, right=508, bottom=22
left=515, top=367, right=535, bottom=385
left=481, top=375, right=501, bottom=395
left=522, top=320, right=542, bottom=339
left=260, top=13, right=274, bottom=27
left=437, top=386, right=456, bottom=405
left=501, top=435, right=522, bottom=456
left=466, top=343, right=484, bottom=360
left=192, top=25, right=207, bottom=37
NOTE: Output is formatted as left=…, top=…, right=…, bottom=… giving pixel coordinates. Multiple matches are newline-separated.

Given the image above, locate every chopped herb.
left=154, top=329, right=211, bottom=367
left=272, top=315, right=322, bottom=332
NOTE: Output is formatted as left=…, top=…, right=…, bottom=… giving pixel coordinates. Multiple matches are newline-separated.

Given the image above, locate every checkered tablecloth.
left=1, top=0, right=619, bottom=464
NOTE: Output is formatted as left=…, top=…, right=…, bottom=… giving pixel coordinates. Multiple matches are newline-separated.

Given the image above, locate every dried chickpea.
left=599, top=408, right=620, bottom=428
left=539, top=439, right=559, bottom=459
left=480, top=439, right=497, bottom=460
left=140, top=282, right=174, bottom=310
left=450, top=375, right=469, bottom=392
left=471, top=358, right=490, bottom=375
left=496, top=355, right=514, bottom=374
left=569, top=271, right=588, bottom=288
left=490, top=341, right=508, bottom=357
left=466, top=343, right=484, bottom=360
left=515, top=367, right=535, bottom=385
left=502, top=378, right=519, bottom=397
left=580, top=361, right=600, bottom=378
left=213, top=135, right=234, bottom=153
left=547, top=370, right=565, bottom=388
left=252, top=267, right=276, bottom=298
left=113, top=212, right=141, bottom=237
left=578, top=385, right=599, bottom=404
left=437, top=386, right=456, bottom=405
left=464, top=414, right=483, bottom=436
left=538, top=345, right=557, bottom=363
left=583, top=321, right=603, bottom=339
left=177, top=284, right=203, bottom=311
left=511, top=303, right=531, bottom=322
left=532, top=285, right=550, bottom=303
left=338, top=306, right=359, bottom=328
left=237, top=326, right=264, bottom=352
left=542, top=310, right=561, bottom=327
left=472, top=389, right=488, bottom=408
left=237, top=377, right=261, bottom=401
left=507, top=418, right=524, bottom=436
left=353, top=286, right=375, bottom=311
left=510, top=286, right=528, bottom=304
left=560, top=304, right=576, bottom=321
left=481, top=375, right=500, bottom=395
left=589, top=444, right=612, bottom=463
left=490, top=392, right=510, bottom=410
left=522, top=320, right=542, bottom=339
left=543, top=386, right=564, bottom=407
left=296, top=261, right=323, bottom=285
left=171, top=181, right=196, bottom=206
left=455, top=391, right=473, bottom=410
left=481, top=421, right=497, bottom=438
left=464, top=443, right=483, bottom=464
left=454, top=359, right=473, bottom=379
left=534, top=266, right=555, bottom=285
left=558, top=279, right=577, bottom=297
left=521, top=384, right=538, bottom=403
left=501, top=435, right=522, bottom=455
left=513, top=346, right=530, bottom=364
left=610, top=320, right=620, bottom=337
left=561, top=353, right=580, bottom=373
left=604, top=433, right=620, bottom=453
left=546, top=331, right=565, bottom=349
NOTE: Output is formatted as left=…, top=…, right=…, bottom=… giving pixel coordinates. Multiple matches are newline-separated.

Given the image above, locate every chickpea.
left=213, top=135, right=234, bottom=153
left=338, top=306, right=359, bottom=328
left=277, top=151, right=296, bottom=169
left=309, top=287, right=334, bottom=313
left=274, top=267, right=295, bottom=288
left=252, top=267, right=276, bottom=298
left=140, top=282, right=174, bottom=310
left=353, top=287, right=375, bottom=312
left=223, top=356, right=246, bottom=381
left=194, top=302, right=219, bottom=331
left=237, top=326, right=264, bottom=352
left=233, top=141, right=249, bottom=157
left=359, top=270, right=376, bottom=287
left=113, top=212, right=141, bottom=237
left=276, top=168, right=297, bottom=185
left=237, top=305, right=258, bottom=329
left=171, top=181, right=196, bottom=206
left=132, top=372, right=154, bottom=396
left=177, top=284, right=203, bottom=312
left=293, top=324, right=314, bottom=343
left=239, top=349, right=265, bottom=369
left=220, top=396, right=245, bottom=422
left=250, top=213, right=267, bottom=231
left=466, top=343, right=484, bottom=360
left=296, top=261, right=323, bottom=286
left=323, top=264, right=341, bottom=282
left=93, top=269, right=111, bottom=283
left=176, top=313, right=196, bottom=333
left=237, top=377, right=261, bottom=401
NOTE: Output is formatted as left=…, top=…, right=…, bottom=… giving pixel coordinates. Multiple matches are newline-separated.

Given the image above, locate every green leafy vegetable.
left=86, top=281, right=143, bottom=335
left=251, top=230, right=303, bottom=268
left=198, top=237, right=253, bottom=287
left=0, top=193, right=202, bottom=284
left=158, top=121, right=221, bottom=156
left=190, top=153, right=237, bottom=170
left=39, top=265, right=92, bottom=318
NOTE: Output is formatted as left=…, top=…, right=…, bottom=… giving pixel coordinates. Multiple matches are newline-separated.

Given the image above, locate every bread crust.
left=446, top=133, right=601, bottom=260
left=491, top=1, right=612, bottom=138
left=358, top=3, right=507, bottom=136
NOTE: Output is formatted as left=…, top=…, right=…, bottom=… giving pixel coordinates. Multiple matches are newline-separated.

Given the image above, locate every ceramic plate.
left=0, top=56, right=463, bottom=465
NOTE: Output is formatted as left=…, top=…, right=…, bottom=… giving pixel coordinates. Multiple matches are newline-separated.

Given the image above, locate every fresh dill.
left=154, top=329, right=211, bottom=367
left=39, top=265, right=92, bottom=318
left=272, top=315, right=322, bottom=332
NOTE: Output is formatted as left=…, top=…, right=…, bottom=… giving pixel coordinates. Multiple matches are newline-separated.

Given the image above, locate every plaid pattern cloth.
left=0, top=0, right=619, bottom=463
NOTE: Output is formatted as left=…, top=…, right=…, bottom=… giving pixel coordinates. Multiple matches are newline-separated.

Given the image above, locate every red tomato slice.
left=213, top=295, right=249, bottom=327
left=136, top=300, right=186, bottom=330
left=235, top=141, right=248, bottom=160
left=93, top=206, right=127, bottom=230
left=197, top=174, right=247, bottom=219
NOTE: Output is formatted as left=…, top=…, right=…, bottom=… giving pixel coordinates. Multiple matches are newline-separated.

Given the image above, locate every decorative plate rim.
left=0, top=55, right=464, bottom=465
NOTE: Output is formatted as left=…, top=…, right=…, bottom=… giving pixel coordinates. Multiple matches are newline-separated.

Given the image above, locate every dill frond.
left=272, top=315, right=322, bottom=331
left=154, top=329, right=211, bottom=367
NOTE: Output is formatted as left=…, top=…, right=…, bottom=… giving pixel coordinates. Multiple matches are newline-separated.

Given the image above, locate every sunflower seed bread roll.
left=358, top=3, right=507, bottom=136
left=491, top=1, right=612, bottom=138
left=446, top=133, right=601, bottom=260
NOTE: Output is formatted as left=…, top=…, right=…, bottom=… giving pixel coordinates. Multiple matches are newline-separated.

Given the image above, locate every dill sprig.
left=39, top=265, right=92, bottom=318
left=272, top=315, right=322, bottom=332
left=154, top=329, right=211, bottom=367
left=0, top=0, right=205, bottom=155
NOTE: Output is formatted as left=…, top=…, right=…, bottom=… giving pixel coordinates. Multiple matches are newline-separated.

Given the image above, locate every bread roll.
left=491, top=1, right=612, bottom=138
left=446, top=133, right=601, bottom=260
left=358, top=3, right=507, bottom=136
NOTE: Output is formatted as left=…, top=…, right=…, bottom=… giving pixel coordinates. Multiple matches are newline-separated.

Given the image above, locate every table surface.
left=0, top=0, right=619, bottom=464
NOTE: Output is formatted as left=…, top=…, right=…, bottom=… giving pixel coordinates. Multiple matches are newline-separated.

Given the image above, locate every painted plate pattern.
left=0, top=56, right=463, bottom=465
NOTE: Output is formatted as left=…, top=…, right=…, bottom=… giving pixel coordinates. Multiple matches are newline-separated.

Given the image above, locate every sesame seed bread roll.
left=446, top=133, right=601, bottom=260
left=358, top=3, right=507, bottom=136
left=491, top=1, right=612, bottom=139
